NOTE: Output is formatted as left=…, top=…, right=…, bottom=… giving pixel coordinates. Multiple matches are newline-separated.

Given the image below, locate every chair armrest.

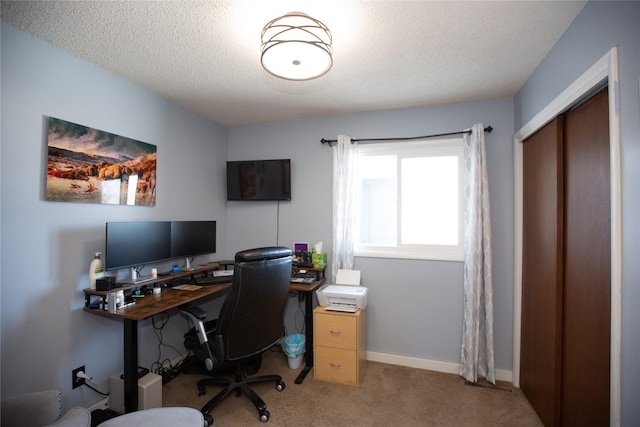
left=1, top=389, right=61, bottom=427
left=45, top=407, right=91, bottom=427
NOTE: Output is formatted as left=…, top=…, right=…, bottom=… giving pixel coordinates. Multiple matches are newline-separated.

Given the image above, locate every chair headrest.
left=235, top=246, right=292, bottom=263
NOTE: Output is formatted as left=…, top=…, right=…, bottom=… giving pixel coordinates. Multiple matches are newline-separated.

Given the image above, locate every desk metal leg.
left=295, top=289, right=314, bottom=384
left=123, top=319, right=138, bottom=413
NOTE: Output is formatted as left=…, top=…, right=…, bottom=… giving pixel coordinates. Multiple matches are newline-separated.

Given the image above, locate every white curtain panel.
left=331, top=135, right=358, bottom=282
left=459, top=123, right=496, bottom=384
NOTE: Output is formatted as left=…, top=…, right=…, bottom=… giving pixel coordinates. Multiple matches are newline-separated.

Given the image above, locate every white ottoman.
left=99, top=407, right=204, bottom=427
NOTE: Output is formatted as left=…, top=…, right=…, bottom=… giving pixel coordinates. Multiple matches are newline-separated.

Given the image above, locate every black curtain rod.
left=320, top=126, right=493, bottom=146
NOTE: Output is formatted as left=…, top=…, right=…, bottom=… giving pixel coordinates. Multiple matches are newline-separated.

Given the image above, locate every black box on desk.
left=294, top=251, right=313, bottom=268
left=96, top=276, right=117, bottom=291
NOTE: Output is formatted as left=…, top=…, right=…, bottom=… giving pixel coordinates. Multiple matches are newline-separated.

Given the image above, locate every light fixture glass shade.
left=261, top=12, right=333, bottom=81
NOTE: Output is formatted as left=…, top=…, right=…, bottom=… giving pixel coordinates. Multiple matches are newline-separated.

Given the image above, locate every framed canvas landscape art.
left=46, top=117, right=157, bottom=206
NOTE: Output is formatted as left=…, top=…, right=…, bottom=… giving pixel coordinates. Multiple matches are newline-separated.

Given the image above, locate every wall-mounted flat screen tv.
left=226, top=159, right=291, bottom=201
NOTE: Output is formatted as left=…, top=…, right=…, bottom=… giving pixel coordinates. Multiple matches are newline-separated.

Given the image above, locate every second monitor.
left=171, top=220, right=217, bottom=270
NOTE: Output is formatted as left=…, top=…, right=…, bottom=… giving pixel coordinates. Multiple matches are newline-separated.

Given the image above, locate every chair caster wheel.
left=197, top=386, right=206, bottom=396
left=276, top=380, right=285, bottom=392
left=259, top=409, right=270, bottom=422
left=203, top=413, right=213, bottom=426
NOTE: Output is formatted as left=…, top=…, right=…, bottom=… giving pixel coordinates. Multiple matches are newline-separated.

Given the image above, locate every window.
left=355, top=138, right=466, bottom=261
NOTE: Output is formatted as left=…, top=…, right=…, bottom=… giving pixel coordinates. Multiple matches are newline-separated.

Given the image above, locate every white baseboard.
left=166, top=350, right=515, bottom=384
left=366, top=351, right=513, bottom=383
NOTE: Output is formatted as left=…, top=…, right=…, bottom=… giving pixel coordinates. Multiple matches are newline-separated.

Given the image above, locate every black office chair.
left=180, top=247, right=292, bottom=424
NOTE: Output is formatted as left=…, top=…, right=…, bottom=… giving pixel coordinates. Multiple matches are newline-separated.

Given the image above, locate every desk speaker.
left=96, top=276, right=117, bottom=291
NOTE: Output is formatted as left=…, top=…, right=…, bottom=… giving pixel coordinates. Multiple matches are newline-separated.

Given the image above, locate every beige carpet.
left=162, top=349, right=542, bottom=426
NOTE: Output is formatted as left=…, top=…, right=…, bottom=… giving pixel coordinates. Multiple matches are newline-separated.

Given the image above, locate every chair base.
left=197, top=366, right=285, bottom=423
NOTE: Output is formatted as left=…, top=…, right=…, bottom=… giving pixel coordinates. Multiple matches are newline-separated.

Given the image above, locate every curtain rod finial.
left=321, top=138, right=334, bottom=147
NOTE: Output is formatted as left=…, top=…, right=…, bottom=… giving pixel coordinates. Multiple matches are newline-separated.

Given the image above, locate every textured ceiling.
left=1, top=1, right=586, bottom=127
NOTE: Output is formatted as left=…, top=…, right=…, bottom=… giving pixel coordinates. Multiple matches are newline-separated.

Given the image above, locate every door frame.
left=512, top=47, right=622, bottom=426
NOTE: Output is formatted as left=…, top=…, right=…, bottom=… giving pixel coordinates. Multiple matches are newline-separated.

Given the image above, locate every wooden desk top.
left=83, top=284, right=230, bottom=321
left=83, top=277, right=326, bottom=321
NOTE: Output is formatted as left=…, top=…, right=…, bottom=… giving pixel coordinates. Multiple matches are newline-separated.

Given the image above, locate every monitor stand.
left=184, top=257, right=195, bottom=271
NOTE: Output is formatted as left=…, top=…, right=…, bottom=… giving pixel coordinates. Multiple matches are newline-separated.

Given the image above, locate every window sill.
left=354, top=247, right=464, bottom=262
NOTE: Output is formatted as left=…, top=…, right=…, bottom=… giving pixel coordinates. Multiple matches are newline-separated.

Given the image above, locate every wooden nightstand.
left=313, top=306, right=366, bottom=385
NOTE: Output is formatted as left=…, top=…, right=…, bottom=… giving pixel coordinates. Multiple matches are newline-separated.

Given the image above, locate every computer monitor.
left=170, top=221, right=217, bottom=270
left=105, top=221, right=171, bottom=271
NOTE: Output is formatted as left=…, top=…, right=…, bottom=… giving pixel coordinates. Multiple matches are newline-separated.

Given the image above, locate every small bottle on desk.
left=89, top=252, right=104, bottom=290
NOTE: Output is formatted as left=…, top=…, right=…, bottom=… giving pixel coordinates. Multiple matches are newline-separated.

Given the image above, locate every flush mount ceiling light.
left=261, top=12, right=333, bottom=81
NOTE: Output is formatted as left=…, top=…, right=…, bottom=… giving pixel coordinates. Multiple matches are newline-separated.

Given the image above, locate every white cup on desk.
left=151, top=268, right=158, bottom=278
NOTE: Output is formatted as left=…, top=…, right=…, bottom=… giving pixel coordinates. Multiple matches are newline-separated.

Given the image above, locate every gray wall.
left=228, top=100, right=515, bottom=368
left=513, top=2, right=639, bottom=424
left=1, top=23, right=229, bottom=410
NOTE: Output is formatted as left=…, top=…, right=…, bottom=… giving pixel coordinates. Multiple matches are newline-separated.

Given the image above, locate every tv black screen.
left=170, top=221, right=217, bottom=258
left=105, top=221, right=171, bottom=271
left=226, top=159, right=291, bottom=201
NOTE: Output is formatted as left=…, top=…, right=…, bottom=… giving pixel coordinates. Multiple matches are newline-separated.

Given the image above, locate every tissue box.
left=312, top=253, right=327, bottom=269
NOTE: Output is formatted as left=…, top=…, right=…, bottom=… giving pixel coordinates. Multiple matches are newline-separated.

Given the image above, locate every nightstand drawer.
left=315, top=313, right=357, bottom=350
left=314, top=346, right=358, bottom=385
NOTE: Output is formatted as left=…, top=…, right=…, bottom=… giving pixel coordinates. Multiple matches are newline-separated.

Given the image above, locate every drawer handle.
left=329, top=330, right=342, bottom=335
left=330, top=363, right=342, bottom=368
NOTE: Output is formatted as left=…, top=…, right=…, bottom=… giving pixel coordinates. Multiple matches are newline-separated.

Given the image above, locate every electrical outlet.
left=72, top=365, right=85, bottom=389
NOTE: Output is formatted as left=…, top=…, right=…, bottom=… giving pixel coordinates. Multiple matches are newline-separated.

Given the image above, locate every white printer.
left=316, top=269, right=369, bottom=312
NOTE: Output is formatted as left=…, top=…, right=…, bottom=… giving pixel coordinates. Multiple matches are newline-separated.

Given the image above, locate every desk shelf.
left=292, top=266, right=325, bottom=280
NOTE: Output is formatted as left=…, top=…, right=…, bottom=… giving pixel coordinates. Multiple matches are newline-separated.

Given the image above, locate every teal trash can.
left=283, top=334, right=305, bottom=369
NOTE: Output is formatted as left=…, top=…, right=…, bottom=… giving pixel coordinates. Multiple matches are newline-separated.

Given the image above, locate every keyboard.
left=166, top=277, right=193, bottom=287
left=213, top=269, right=234, bottom=277
left=291, top=277, right=316, bottom=284
left=195, top=276, right=233, bottom=286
